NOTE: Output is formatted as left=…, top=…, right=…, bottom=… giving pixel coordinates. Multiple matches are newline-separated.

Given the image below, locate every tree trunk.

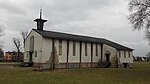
left=17, top=49, right=20, bottom=62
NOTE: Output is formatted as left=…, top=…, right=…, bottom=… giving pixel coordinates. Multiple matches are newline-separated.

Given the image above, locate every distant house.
left=4, top=51, right=24, bottom=62
left=24, top=11, right=134, bottom=70
left=4, top=51, right=12, bottom=61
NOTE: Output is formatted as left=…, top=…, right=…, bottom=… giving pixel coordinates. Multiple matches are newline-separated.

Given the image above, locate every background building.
left=4, top=51, right=24, bottom=62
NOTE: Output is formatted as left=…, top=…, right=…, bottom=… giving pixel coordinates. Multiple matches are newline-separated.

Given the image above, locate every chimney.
left=34, top=9, right=47, bottom=30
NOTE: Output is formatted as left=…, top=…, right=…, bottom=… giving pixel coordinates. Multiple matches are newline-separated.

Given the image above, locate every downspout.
left=91, top=42, right=93, bottom=67
left=66, top=40, right=69, bottom=68
left=51, top=38, right=55, bottom=70
left=79, top=41, right=82, bottom=68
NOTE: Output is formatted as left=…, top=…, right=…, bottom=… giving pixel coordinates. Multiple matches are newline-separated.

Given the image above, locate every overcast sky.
left=0, top=0, right=150, bottom=56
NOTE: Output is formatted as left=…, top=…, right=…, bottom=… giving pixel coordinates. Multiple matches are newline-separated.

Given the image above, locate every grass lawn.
left=0, top=62, right=150, bottom=84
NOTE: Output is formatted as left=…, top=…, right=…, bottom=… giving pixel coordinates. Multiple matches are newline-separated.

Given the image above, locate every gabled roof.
left=33, top=29, right=133, bottom=51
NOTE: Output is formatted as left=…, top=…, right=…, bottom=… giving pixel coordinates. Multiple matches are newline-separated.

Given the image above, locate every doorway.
left=123, top=63, right=128, bottom=68
left=29, top=52, right=33, bottom=63
left=106, top=54, right=110, bottom=62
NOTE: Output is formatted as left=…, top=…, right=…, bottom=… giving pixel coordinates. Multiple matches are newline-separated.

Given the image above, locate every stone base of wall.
left=33, top=63, right=51, bottom=70
left=33, top=62, right=99, bottom=70
left=55, top=63, right=67, bottom=69
left=32, top=62, right=133, bottom=70
left=81, top=63, right=91, bottom=68
left=91, top=63, right=98, bottom=68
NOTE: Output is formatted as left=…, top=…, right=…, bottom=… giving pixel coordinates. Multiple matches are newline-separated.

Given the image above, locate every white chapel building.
left=24, top=12, right=134, bottom=70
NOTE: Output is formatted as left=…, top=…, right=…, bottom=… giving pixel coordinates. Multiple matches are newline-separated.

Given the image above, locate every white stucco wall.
left=119, top=50, right=133, bottom=63
left=24, top=30, right=42, bottom=63
left=81, top=42, right=91, bottom=63
left=103, top=44, right=117, bottom=62
left=68, top=41, right=80, bottom=63
left=54, top=39, right=67, bottom=63
left=41, top=38, right=52, bottom=63
left=92, top=43, right=101, bottom=62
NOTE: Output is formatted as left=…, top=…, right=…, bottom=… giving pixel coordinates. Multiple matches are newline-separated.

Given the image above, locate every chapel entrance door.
left=123, top=63, right=128, bottom=68
left=29, top=52, right=33, bottom=63
left=106, top=54, right=110, bottom=62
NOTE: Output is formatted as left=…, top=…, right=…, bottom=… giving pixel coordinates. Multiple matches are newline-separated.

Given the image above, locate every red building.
left=4, top=51, right=24, bottom=62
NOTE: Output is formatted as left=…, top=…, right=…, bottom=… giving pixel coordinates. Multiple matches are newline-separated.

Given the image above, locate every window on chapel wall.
left=35, top=51, right=37, bottom=57
left=73, top=41, right=76, bottom=56
left=96, top=44, right=98, bottom=56
left=30, top=36, right=34, bottom=51
left=26, top=52, right=29, bottom=58
left=59, top=39, right=62, bottom=55
left=128, top=51, right=130, bottom=58
left=124, top=51, right=126, bottom=58
left=119, top=50, right=121, bottom=58
left=85, top=43, right=87, bottom=56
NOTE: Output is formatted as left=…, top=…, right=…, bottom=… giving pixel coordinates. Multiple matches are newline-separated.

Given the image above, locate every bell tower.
left=34, top=9, right=47, bottom=30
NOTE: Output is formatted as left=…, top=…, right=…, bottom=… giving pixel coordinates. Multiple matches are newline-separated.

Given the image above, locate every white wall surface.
left=103, top=44, right=117, bottom=62
left=55, top=39, right=67, bottom=63
left=119, top=50, right=133, bottom=63
left=81, top=42, right=91, bottom=62
left=41, top=38, right=52, bottom=63
left=24, top=30, right=42, bottom=63
left=92, top=43, right=101, bottom=62
left=68, top=41, right=80, bottom=63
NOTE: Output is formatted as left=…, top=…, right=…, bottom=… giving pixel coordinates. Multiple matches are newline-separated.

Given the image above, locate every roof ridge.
left=33, top=29, right=103, bottom=39
left=33, top=29, right=133, bottom=50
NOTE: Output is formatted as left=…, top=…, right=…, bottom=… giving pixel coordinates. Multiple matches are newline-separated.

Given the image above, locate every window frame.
left=30, top=36, right=34, bottom=51
left=95, top=43, right=98, bottom=56
left=73, top=41, right=76, bottom=56
left=85, top=43, right=87, bottom=56
left=124, top=51, right=126, bottom=58
left=59, top=39, right=62, bottom=55
left=128, top=51, right=130, bottom=58
left=119, top=50, right=121, bottom=58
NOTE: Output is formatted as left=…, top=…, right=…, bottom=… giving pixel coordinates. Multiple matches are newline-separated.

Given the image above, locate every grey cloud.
left=0, top=0, right=27, bottom=15
left=0, top=0, right=149, bottom=57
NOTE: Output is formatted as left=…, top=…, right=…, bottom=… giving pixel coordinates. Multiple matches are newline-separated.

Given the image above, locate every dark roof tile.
left=33, top=29, right=133, bottom=51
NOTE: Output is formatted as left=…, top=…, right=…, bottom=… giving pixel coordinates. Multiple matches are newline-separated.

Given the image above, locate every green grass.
left=0, top=62, right=150, bottom=84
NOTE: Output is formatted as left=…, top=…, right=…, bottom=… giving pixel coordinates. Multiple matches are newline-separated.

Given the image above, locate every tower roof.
left=34, top=9, right=47, bottom=22
left=34, top=9, right=47, bottom=30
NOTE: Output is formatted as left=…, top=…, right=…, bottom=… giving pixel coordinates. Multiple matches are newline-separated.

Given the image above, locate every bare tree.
left=145, top=29, right=150, bottom=44
left=0, top=24, right=4, bottom=37
left=0, top=24, right=4, bottom=49
left=128, top=0, right=150, bottom=43
left=146, top=52, right=150, bottom=61
left=21, top=31, right=28, bottom=48
left=128, top=0, right=150, bottom=30
left=13, top=37, right=21, bottom=61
